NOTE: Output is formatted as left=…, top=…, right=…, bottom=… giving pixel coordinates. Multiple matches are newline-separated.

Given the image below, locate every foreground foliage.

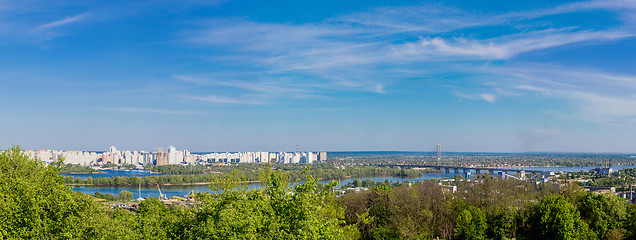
left=0, top=146, right=102, bottom=239
left=340, top=177, right=636, bottom=240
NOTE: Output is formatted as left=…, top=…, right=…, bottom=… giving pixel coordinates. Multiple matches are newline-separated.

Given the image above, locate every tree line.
left=58, top=164, right=101, bottom=173
left=63, top=164, right=428, bottom=186
left=94, top=190, right=134, bottom=201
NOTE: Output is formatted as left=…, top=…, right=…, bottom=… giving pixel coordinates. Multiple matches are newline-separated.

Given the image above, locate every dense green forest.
left=339, top=177, right=636, bottom=239
left=3, top=146, right=636, bottom=239
left=58, top=164, right=101, bottom=173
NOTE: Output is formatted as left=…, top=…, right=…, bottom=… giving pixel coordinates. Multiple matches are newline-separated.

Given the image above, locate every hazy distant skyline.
left=1, top=0, right=635, bottom=153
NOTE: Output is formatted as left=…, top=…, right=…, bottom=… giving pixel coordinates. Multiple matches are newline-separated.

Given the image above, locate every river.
left=66, top=172, right=463, bottom=199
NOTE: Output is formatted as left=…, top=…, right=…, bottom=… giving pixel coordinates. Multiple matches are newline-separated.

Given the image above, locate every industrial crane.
left=156, top=184, right=166, bottom=199
left=186, top=190, right=196, bottom=201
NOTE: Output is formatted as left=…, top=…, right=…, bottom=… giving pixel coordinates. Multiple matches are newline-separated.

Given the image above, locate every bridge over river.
left=377, top=164, right=556, bottom=178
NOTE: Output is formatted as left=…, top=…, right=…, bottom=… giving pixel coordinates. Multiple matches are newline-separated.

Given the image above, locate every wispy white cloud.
left=569, top=92, right=636, bottom=125
left=494, top=88, right=521, bottom=96
left=373, top=84, right=385, bottom=94
left=174, top=74, right=307, bottom=95
left=339, top=0, right=636, bottom=34
left=480, top=94, right=497, bottom=103
left=397, top=29, right=633, bottom=60
left=181, top=0, right=636, bottom=126
left=188, top=19, right=358, bottom=53
left=499, top=66, right=636, bottom=96
left=35, top=13, right=86, bottom=30
left=183, top=94, right=265, bottom=105
left=485, top=65, right=636, bottom=126
left=514, top=85, right=551, bottom=94
left=337, top=5, right=490, bottom=34
left=98, top=107, right=202, bottom=115
left=184, top=1, right=635, bottom=87
left=453, top=91, right=497, bottom=103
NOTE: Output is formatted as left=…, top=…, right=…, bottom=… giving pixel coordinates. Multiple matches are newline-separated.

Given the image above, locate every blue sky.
left=1, top=0, right=635, bottom=152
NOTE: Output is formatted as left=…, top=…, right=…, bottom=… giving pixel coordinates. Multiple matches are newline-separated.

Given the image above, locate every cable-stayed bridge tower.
left=436, top=143, right=441, bottom=161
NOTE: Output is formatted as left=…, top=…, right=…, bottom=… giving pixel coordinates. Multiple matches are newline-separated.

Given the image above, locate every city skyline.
left=25, top=145, right=327, bottom=166
left=1, top=0, right=636, bottom=152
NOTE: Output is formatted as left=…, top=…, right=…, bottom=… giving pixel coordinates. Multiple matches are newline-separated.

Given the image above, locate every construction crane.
left=173, top=196, right=187, bottom=201
left=186, top=190, right=196, bottom=201
left=156, top=184, right=166, bottom=199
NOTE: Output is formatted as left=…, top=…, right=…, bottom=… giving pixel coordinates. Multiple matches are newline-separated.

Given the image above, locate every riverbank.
left=60, top=171, right=104, bottom=174
left=65, top=180, right=262, bottom=186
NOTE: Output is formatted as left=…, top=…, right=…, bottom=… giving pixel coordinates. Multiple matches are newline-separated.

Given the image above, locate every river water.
left=65, top=172, right=461, bottom=199
left=62, top=165, right=636, bottom=199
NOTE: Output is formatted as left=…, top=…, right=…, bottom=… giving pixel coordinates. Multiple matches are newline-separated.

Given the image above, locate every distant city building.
left=318, top=152, right=327, bottom=161
left=292, top=152, right=300, bottom=163
left=306, top=152, right=314, bottom=164
left=260, top=152, right=269, bottom=163
left=167, top=146, right=177, bottom=165
left=156, top=152, right=169, bottom=166
left=24, top=146, right=325, bottom=166
left=594, top=167, right=614, bottom=175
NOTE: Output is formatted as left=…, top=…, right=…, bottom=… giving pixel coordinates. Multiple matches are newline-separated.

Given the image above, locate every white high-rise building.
left=167, top=146, right=177, bottom=165
left=175, top=151, right=184, bottom=164
left=141, top=152, right=154, bottom=165
left=269, top=152, right=277, bottom=163
left=240, top=152, right=255, bottom=163
left=112, top=152, right=121, bottom=164
left=259, top=152, right=269, bottom=163
left=306, top=152, right=314, bottom=164
left=123, top=151, right=133, bottom=165
left=292, top=152, right=300, bottom=163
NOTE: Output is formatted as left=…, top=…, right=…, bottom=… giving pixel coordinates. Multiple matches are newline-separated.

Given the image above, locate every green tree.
left=622, top=203, right=636, bottom=239
left=98, top=209, right=142, bottom=239
left=353, top=179, right=361, bottom=188
left=104, top=193, right=116, bottom=201
left=0, top=146, right=103, bottom=239
left=119, top=190, right=134, bottom=200
left=454, top=204, right=487, bottom=240
left=136, top=197, right=177, bottom=239
left=529, top=194, right=596, bottom=240
left=186, top=165, right=356, bottom=239
left=486, top=207, right=517, bottom=240
left=362, top=179, right=374, bottom=188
